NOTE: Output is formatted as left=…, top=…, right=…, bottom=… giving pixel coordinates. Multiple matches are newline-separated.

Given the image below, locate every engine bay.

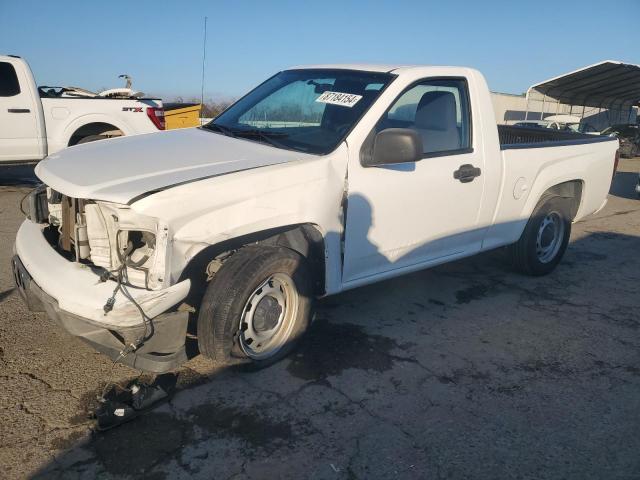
left=27, top=186, right=167, bottom=290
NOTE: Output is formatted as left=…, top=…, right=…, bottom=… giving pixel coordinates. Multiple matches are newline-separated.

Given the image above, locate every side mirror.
left=365, top=128, right=423, bottom=167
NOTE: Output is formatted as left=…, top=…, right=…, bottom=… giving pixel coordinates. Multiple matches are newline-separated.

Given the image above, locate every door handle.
left=7, top=108, right=31, bottom=113
left=453, top=164, right=481, bottom=183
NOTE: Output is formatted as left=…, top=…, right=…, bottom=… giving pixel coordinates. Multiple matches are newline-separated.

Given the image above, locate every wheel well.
left=68, top=122, right=123, bottom=146
left=179, top=224, right=326, bottom=308
left=542, top=180, right=583, bottom=219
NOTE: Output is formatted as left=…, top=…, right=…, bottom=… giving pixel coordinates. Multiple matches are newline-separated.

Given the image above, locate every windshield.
left=602, top=125, right=638, bottom=137
left=204, top=69, right=394, bottom=154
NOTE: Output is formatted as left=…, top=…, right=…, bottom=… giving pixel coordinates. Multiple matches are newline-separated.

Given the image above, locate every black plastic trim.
left=501, top=135, right=617, bottom=150
left=420, top=147, right=474, bottom=159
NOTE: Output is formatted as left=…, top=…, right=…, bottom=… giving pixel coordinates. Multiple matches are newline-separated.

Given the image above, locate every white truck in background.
left=0, top=55, right=165, bottom=163
left=12, top=64, right=619, bottom=374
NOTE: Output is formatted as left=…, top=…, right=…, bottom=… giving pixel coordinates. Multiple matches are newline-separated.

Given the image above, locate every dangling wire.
left=98, top=236, right=156, bottom=401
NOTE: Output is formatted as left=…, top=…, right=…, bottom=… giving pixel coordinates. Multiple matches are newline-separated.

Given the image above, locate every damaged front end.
left=35, top=185, right=168, bottom=290
left=13, top=186, right=191, bottom=373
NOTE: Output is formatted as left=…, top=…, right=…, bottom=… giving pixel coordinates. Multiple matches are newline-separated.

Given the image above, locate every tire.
left=76, top=134, right=109, bottom=145
left=197, top=245, right=313, bottom=369
left=508, top=195, right=572, bottom=276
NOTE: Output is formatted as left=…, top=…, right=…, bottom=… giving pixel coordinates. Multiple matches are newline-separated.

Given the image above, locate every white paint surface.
left=14, top=64, right=619, bottom=330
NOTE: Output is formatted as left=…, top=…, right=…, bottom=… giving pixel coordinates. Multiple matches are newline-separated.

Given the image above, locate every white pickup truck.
left=0, top=55, right=164, bottom=163
left=12, top=64, right=619, bottom=373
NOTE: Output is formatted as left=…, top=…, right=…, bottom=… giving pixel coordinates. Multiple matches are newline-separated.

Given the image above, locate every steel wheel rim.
left=536, top=211, right=564, bottom=264
left=239, top=273, right=298, bottom=360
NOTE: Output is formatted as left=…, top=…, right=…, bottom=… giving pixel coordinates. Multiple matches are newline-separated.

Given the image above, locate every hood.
left=35, top=128, right=313, bottom=204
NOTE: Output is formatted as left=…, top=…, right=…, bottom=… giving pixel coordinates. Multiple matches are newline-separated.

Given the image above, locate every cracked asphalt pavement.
left=1, top=160, right=639, bottom=479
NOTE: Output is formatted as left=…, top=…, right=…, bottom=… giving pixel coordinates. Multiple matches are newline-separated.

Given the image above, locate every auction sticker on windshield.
left=316, top=91, right=363, bottom=108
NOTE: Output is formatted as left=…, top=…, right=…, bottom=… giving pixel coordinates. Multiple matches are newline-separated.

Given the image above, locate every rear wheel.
left=508, top=195, right=572, bottom=276
left=197, top=245, right=313, bottom=368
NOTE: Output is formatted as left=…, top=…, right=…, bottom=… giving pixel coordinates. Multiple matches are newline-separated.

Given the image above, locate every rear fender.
left=61, top=114, right=133, bottom=148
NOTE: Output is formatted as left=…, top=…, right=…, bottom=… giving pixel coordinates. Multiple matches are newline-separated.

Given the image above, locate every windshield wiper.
left=232, top=129, right=289, bottom=149
left=203, top=123, right=236, bottom=137
left=204, top=124, right=292, bottom=150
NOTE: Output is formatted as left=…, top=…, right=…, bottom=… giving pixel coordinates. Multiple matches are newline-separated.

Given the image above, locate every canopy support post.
left=524, top=91, right=531, bottom=121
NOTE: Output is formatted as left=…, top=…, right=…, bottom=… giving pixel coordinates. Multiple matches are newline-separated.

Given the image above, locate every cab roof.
left=287, top=64, right=406, bottom=73
left=286, top=64, right=474, bottom=77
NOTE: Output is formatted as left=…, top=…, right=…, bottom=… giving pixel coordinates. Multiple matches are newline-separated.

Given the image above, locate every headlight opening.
left=116, top=229, right=159, bottom=289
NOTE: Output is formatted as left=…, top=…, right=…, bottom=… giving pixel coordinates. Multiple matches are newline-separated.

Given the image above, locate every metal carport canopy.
left=527, top=60, right=640, bottom=109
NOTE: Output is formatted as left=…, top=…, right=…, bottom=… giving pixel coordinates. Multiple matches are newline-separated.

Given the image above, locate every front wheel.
left=197, top=245, right=313, bottom=368
left=508, top=195, right=572, bottom=276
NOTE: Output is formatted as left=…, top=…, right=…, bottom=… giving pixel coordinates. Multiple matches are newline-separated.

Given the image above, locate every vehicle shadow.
left=0, top=288, right=15, bottom=302
left=610, top=170, right=639, bottom=200
left=28, top=200, right=640, bottom=478
left=0, top=164, right=39, bottom=187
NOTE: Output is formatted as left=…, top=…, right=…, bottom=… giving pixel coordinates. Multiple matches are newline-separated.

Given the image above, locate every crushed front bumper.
left=12, top=220, right=192, bottom=373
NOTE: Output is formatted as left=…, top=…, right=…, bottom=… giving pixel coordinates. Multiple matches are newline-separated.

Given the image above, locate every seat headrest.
left=415, top=91, right=457, bottom=131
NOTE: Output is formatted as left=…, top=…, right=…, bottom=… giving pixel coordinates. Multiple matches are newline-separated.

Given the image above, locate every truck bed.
left=486, top=125, right=618, bottom=254
left=498, top=125, right=613, bottom=149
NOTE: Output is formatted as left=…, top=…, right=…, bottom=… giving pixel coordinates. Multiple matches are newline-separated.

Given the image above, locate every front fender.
left=132, top=145, right=350, bottom=295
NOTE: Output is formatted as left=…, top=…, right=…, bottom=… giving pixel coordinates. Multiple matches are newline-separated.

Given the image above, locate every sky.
left=1, top=0, right=638, bottom=101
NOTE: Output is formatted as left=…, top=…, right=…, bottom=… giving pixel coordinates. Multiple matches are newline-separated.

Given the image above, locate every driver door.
left=343, top=78, right=487, bottom=284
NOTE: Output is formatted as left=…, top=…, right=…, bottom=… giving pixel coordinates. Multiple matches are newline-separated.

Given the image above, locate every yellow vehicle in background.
left=164, top=103, right=201, bottom=129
